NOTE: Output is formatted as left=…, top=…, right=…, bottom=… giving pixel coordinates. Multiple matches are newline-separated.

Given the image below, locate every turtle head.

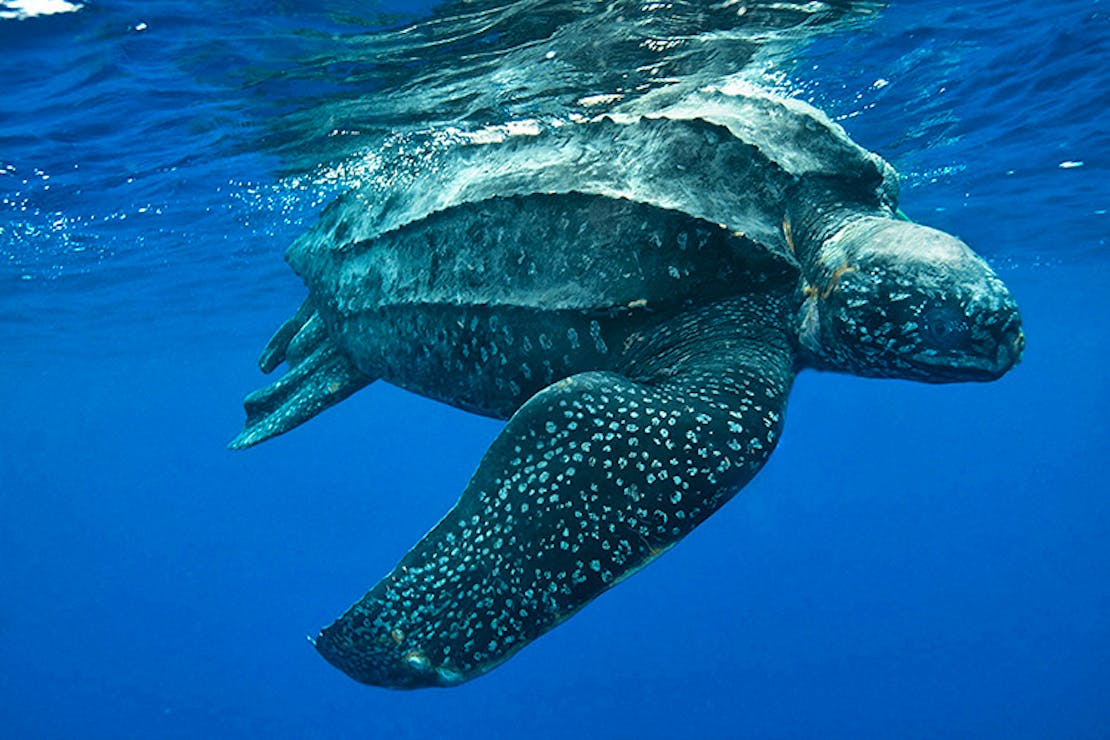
left=796, top=217, right=1024, bottom=383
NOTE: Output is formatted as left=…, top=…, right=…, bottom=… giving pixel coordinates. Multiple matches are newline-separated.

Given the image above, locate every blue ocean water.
left=1, top=0, right=1106, bottom=736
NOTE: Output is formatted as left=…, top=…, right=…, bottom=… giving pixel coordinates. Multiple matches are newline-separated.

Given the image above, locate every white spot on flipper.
left=405, top=650, right=430, bottom=672
left=436, top=665, right=464, bottom=684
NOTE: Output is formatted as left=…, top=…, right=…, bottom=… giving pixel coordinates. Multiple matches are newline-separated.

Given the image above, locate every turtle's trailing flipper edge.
left=230, top=303, right=372, bottom=450
left=314, top=297, right=795, bottom=688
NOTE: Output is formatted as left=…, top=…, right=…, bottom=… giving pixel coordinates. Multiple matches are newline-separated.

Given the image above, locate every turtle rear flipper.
left=257, top=298, right=317, bottom=373
left=230, top=306, right=372, bottom=450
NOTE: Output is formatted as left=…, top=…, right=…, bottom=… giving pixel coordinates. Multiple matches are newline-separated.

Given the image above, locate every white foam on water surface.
left=0, top=0, right=83, bottom=20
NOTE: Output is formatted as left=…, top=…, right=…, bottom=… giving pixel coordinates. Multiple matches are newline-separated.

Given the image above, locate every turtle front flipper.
left=314, top=299, right=795, bottom=688
left=230, top=304, right=372, bottom=450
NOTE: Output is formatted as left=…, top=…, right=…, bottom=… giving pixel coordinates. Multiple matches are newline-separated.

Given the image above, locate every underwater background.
left=1, top=0, right=1106, bottom=737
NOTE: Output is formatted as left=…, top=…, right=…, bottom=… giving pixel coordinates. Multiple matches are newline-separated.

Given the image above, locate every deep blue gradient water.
left=1, top=1, right=1107, bottom=737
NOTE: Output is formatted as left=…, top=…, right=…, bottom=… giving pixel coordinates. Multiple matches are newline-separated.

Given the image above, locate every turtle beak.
left=960, top=290, right=1024, bottom=381
left=992, top=310, right=1025, bottom=377
left=1012, top=328, right=1026, bottom=362
left=912, top=305, right=1023, bottom=383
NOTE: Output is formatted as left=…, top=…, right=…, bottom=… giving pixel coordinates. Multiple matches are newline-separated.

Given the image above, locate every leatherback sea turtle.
left=232, top=86, right=1023, bottom=688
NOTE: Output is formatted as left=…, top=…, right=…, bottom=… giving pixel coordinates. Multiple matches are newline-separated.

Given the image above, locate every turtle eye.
left=920, top=302, right=970, bottom=349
